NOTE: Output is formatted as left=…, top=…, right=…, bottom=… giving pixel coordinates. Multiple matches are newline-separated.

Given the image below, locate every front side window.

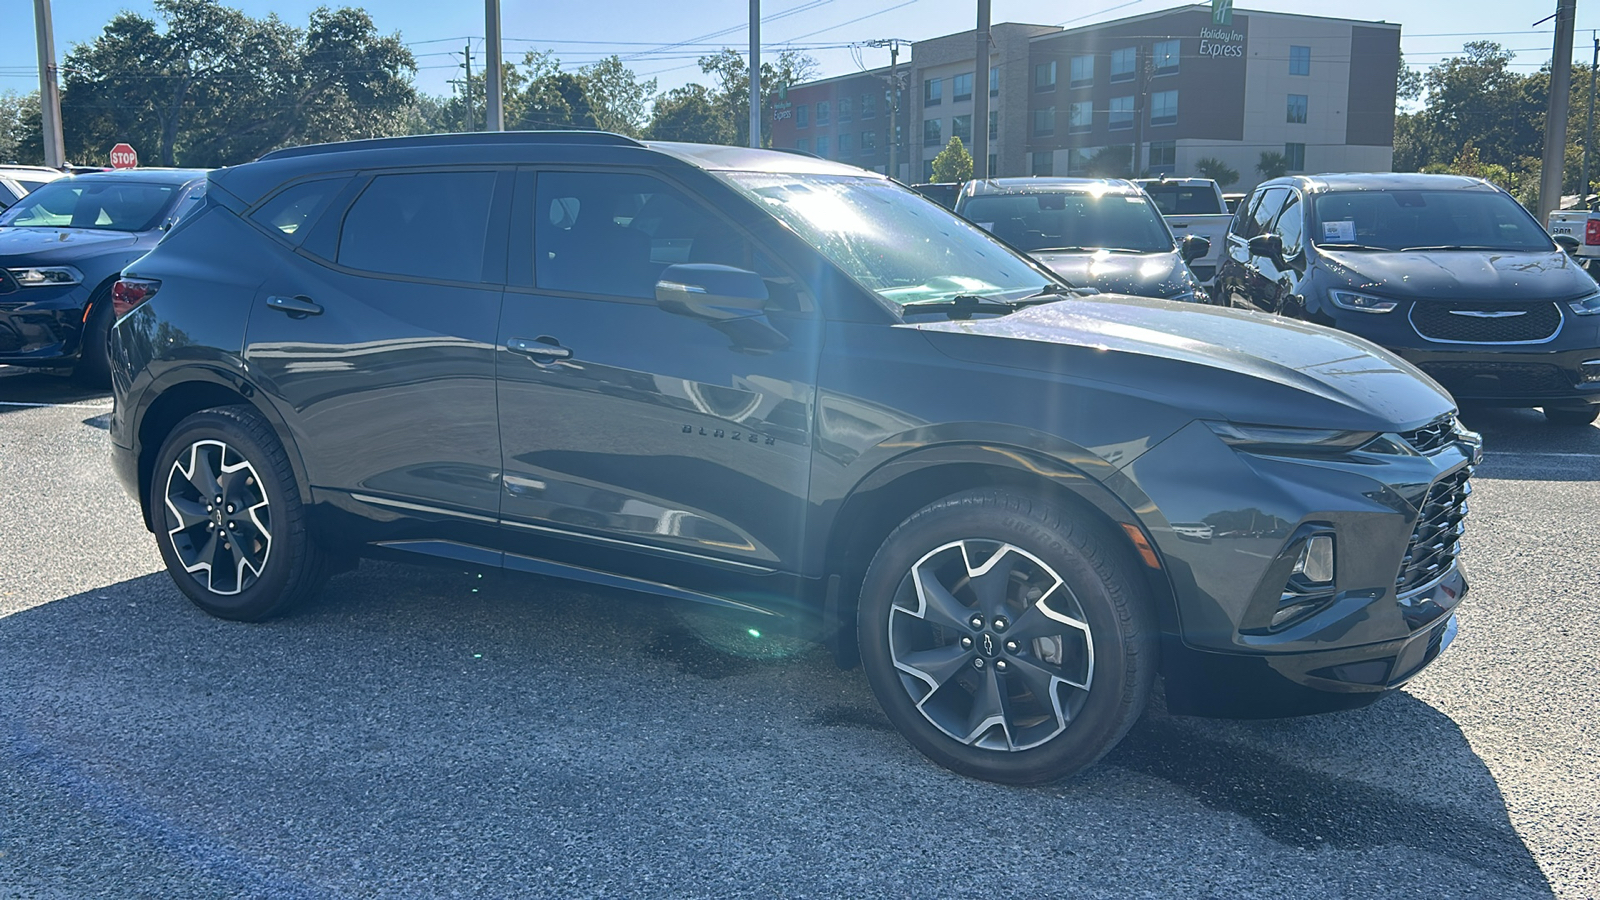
left=1287, top=94, right=1308, bottom=124
left=1246, top=187, right=1290, bottom=239
left=1150, top=90, right=1177, bottom=126
left=1289, top=45, right=1311, bottom=76
left=1070, top=55, right=1093, bottom=87
left=0, top=180, right=180, bottom=232
left=1276, top=192, right=1305, bottom=257
left=337, top=171, right=496, bottom=282
left=1111, top=47, right=1137, bottom=82
left=1311, top=188, right=1557, bottom=252
left=960, top=190, right=1175, bottom=254
left=1109, top=96, right=1134, bottom=130
left=1285, top=142, right=1306, bottom=172
left=924, top=118, right=943, bottom=147
left=924, top=78, right=942, bottom=106
left=720, top=172, right=1052, bottom=306
left=1068, top=101, right=1092, bottom=134
left=1153, top=40, right=1180, bottom=74
left=953, top=72, right=974, bottom=102
left=1035, top=61, right=1057, bottom=92
left=1033, top=107, right=1055, bottom=136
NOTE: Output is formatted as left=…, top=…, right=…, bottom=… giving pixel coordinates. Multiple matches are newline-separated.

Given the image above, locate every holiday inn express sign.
left=1201, top=0, right=1244, bottom=59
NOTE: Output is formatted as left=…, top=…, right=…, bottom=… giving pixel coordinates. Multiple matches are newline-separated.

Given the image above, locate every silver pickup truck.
left=1134, top=177, right=1232, bottom=286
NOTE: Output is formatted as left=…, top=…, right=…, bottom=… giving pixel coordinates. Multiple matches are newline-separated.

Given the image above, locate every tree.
left=579, top=56, right=656, bottom=137
left=511, top=51, right=595, bottom=130
left=1256, top=151, right=1289, bottom=180
left=1194, top=156, right=1239, bottom=187
left=696, top=48, right=818, bottom=147
left=1082, top=144, right=1133, bottom=178
left=930, top=135, right=973, bottom=183
left=60, top=0, right=416, bottom=167
left=648, top=84, right=735, bottom=144
left=1396, top=51, right=1423, bottom=104
left=0, top=91, right=42, bottom=165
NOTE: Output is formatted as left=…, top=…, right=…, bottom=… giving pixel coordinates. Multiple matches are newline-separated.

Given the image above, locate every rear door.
left=244, top=168, right=511, bottom=535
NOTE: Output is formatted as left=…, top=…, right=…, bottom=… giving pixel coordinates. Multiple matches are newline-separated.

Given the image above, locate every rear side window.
left=250, top=178, right=344, bottom=245
left=337, top=171, right=496, bottom=282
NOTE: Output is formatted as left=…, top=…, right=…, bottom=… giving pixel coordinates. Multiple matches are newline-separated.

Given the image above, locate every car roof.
left=54, top=168, right=209, bottom=186
left=1260, top=172, right=1499, bottom=194
left=0, top=165, right=67, bottom=178
left=1133, top=177, right=1215, bottom=187
left=961, top=176, right=1142, bottom=199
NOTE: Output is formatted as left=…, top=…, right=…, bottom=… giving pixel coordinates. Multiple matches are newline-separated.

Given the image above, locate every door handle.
left=266, top=295, right=323, bottom=317
left=507, top=336, right=573, bottom=362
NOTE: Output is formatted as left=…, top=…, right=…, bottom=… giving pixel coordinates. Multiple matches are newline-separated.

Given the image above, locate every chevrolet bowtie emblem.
left=1448, top=309, right=1525, bottom=318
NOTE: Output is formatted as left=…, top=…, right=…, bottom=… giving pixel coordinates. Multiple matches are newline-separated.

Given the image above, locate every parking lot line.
left=0, top=401, right=115, bottom=410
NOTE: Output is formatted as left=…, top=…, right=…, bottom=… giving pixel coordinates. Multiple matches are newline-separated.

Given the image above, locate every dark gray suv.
left=110, top=132, right=1478, bottom=784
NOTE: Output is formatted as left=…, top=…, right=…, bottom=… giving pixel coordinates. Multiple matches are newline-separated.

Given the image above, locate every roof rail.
left=259, top=130, right=646, bottom=162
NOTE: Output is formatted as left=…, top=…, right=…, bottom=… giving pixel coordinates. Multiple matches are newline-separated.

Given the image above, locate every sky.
left=7, top=0, right=1600, bottom=102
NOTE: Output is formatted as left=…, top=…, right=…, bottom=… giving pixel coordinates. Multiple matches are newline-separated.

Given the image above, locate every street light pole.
left=485, top=0, right=504, bottom=131
left=1582, top=32, right=1597, bottom=205
left=33, top=0, right=65, bottom=167
left=749, top=0, right=762, bottom=148
left=1539, top=0, right=1577, bottom=219
left=973, top=0, right=990, bottom=180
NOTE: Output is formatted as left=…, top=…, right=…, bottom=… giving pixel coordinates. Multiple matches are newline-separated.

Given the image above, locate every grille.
left=0, top=269, right=17, bottom=295
left=1419, top=361, right=1572, bottom=396
left=1410, top=302, right=1561, bottom=343
left=1398, top=416, right=1456, bottom=454
left=1396, top=468, right=1471, bottom=595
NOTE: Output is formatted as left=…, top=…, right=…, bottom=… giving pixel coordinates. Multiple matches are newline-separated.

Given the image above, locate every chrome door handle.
left=507, top=336, right=572, bottom=362
left=266, top=295, right=323, bottom=317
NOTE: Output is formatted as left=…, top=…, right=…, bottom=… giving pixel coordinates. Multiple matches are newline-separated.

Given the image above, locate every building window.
left=1070, top=55, right=1093, bottom=87
left=817, top=101, right=830, bottom=125
left=990, top=66, right=1000, bottom=96
left=1148, top=140, right=1176, bottom=173
left=989, top=110, right=999, bottom=140
left=1285, top=142, right=1306, bottom=171
left=1287, top=94, right=1308, bottom=124
left=796, top=105, right=808, bottom=128
left=1109, top=96, right=1134, bottom=130
left=1031, top=151, right=1054, bottom=176
left=952, top=114, right=972, bottom=143
left=988, top=152, right=998, bottom=175
left=862, top=130, right=876, bottom=151
left=1067, top=148, right=1090, bottom=175
left=1150, top=90, right=1177, bottom=126
left=1068, top=101, right=1092, bottom=134
left=839, top=97, right=852, bottom=123
left=924, top=159, right=936, bottom=182
left=1033, top=107, right=1055, bottom=136
left=861, top=93, right=876, bottom=119
left=838, top=133, right=852, bottom=156
left=1289, top=45, right=1311, bottom=76
left=1111, top=47, right=1136, bottom=82
left=923, top=118, right=942, bottom=147
left=795, top=138, right=809, bottom=153
left=1153, top=39, right=1180, bottom=75
left=953, top=72, right=973, bottom=102
left=1035, top=61, right=1057, bottom=92
left=924, top=78, right=942, bottom=106
left=816, top=135, right=829, bottom=158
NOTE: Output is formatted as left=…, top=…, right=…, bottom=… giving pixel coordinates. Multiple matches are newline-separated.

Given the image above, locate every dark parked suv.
left=110, top=133, right=1479, bottom=784
left=1217, top=173, right=1600, bottom=425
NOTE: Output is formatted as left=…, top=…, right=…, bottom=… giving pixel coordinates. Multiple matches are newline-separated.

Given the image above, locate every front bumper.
left=0, top=282, right=94, bottom=365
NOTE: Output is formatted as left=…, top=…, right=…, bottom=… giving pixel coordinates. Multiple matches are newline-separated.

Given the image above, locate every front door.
left=495, top=168, right=821, bottom=591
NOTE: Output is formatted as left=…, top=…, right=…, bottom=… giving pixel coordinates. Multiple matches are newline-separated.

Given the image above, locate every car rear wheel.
left=858, top=488, right=1156, bottom=784
left=150, top=405, right=326, bottom=620
left=1543, top=405, right=1599, bottom=426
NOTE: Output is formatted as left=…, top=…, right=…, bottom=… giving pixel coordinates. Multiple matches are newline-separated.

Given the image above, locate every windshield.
left=0, top=180, right=181, bottom=232
left=959, top=190, right=1175, bottom=254
left=1141, top=184, right=1224, bottom=215
left=1311, top=188, right=1556, bottom=252
left=719, top=172, right=1053, bottom=306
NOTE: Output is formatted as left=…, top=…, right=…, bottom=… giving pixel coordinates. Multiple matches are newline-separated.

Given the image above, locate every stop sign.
left=109, top=143, right=138, bottom=169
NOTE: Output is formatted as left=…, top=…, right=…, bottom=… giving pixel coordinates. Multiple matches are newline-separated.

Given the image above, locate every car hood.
left=1031, top=249, right=1193, bottom=299
left=1319, top=247, right=1594, bottom=303
left=0, top=227, right=145, bottom=265
left=912, top=293, right=1452, bottom=433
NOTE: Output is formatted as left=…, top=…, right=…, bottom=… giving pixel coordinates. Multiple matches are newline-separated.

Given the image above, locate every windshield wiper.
left=1016, top=283, right=1093, bottom=303
left=1318, top=242, right=1385, bottom=250
left=899, top=294, right=1022, bottom=320
left=1398, top=245, right=1508, bottom=252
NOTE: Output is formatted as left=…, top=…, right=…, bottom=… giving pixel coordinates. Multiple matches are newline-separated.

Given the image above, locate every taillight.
left=1584, top=218, right=1600, bottom=245
left=111, top=278, right=160, bottom=319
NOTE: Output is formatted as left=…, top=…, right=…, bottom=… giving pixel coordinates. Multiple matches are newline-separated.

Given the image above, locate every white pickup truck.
left=1545, top=207, right=1600, bottom=275
left=1133, top=177, right=1232, bottom=286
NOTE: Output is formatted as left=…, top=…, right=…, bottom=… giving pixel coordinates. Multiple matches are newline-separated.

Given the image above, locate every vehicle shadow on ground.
left=0, top=564, right=1552, bottom=898
left=1460, top=405, right=1600, bottom=483
left=0, top=368, right=111, bottom=410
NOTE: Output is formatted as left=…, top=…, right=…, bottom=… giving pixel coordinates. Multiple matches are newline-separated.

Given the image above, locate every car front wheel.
left=858, top=488, right=1157, bottom=784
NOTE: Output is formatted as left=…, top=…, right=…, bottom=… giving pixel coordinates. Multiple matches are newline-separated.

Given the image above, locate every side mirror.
left=1180, top=234, right=1211, bottom=263
left=1553, top=233, right=1582, bottom=254
left=1247, top=233, right=1283, bottom=261
left=655, top=264, right=767, bottom=321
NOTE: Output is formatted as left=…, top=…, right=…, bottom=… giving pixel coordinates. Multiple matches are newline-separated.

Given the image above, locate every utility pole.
left=32, top=0, right=65, bottom=168
left=463, top=43, right=476, bottom=132
left=1582, top=32, right=1598, bottom=206
left=1133, top=50, right=1152, bottom=179
left=867, top=39, right=905, bottom=180
left=1540, top=0, right=1577, bottom=219
left=749, top=0, right=762, bottom=148
left=973, top=0, right=991, bottom=180
left=485, top=0, right=504, bottom=131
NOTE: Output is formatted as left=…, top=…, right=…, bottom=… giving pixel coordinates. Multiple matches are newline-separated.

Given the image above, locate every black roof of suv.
left=110, top=132, right=1478, bottom=784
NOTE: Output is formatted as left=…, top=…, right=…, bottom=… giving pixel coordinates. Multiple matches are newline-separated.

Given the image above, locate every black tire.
left=69, top=288, right=113, bottom=387
left=1543, top=405, right=1599, bottom=426
left=150, top=405, right=325, bottom=621
left=858, top=488, right=1157, bottom=785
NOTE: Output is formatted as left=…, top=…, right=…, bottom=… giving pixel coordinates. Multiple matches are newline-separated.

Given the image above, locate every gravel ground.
left=1, top=368, right=1595, bottom=899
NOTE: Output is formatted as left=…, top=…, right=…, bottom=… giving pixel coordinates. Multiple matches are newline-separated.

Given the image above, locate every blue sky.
left=6, top=0, right=1600, bottom=101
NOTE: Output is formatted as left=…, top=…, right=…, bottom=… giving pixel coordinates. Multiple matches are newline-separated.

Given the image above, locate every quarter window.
left=251, top=178, right=344, bottom=245
left=337, top=171, right=496, bottom=282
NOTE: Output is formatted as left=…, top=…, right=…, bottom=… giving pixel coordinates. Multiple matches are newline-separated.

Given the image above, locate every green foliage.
left=580, top=56, right=657, bottom=137
left=0, top=91, right=42, bottom=165
left=60, top=0, right=416, bottom=167
left=1081, top=145, right=1132, bottom=178
left=1256, top=151, right=1289, bottom=180
left=648, top=84, right=735, bottom=144
left=695, top=48, right=818, bottom=147
left=930, top=136, right=973, bottom=183
left=1193, top=156, right=1239, bottom=188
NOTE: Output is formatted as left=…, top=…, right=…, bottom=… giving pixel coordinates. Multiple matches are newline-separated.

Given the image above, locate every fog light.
left=1292, top=535, right=1335, bottom=585
left=1581, top=359, right=1600, bottom=383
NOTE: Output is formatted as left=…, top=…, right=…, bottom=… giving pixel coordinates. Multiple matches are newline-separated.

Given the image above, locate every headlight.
left=7, top=266, right=84, bottom=287
left=1205, top=421, right=1378, bottom=455
left=1568, top=291, right=1600, bottom=315
left=1329, top=290, right=1397, bottom=314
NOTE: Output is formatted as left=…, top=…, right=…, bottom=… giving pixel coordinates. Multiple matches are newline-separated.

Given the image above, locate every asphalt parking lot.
left=1, top=366, right=1596, bottom=899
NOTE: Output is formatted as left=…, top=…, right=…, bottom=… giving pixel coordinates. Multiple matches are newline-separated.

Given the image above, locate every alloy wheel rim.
left=163, top=439, right=272, bottom=596
left=888, top=540, right=1094, bottom=752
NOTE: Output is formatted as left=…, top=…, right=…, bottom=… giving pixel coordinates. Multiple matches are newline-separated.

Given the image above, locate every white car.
left=0, top=166, right=68, bottom=212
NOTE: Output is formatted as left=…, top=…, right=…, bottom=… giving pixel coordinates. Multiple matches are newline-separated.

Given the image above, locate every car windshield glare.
left=718, top=172, right=1052, bottom=306
left=960, top=190, right=1176, bottom=254
left=1310, top=189, right=1556, bottom=252
left=0, top=180, right=178, bottom=232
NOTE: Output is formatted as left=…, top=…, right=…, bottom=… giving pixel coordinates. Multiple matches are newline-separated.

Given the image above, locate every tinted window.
left=960, top=191, right=1175, bottom=254
left=337, top=171, right=496, bottom=282
left=534, top=171, right=800, bottom=309
left=1143, top=184, right=1222, bottom=215
left=1310, top=189, right=1557, bottom=252
left=1275, top=192, right=1305, bottom=257
left=251, top=178, right=344, bottom=244
left=1244, top=187, right=1289, bottom=240
left=0, top=180, right=179, bottom=232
